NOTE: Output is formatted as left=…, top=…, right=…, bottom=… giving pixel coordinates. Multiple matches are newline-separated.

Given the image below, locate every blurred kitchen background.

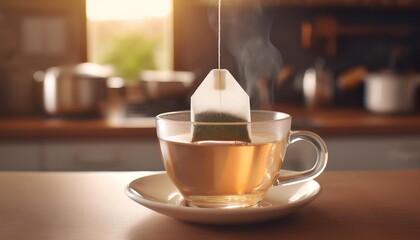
left=0, top=0, right=419, bottom=171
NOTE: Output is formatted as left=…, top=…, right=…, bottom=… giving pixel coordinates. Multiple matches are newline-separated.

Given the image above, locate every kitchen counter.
left=0, top=106, right=419, bottom=140
left=0, top=117, right=157, bottom=140
left=0, top=170, right=419, bottom=239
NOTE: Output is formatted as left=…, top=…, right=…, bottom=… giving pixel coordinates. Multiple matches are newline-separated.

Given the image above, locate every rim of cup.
left=156, top=110, right=291, bottom=125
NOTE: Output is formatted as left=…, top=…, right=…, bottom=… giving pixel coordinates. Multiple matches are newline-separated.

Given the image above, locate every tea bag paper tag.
left=191, top=69, right=251, bottom=142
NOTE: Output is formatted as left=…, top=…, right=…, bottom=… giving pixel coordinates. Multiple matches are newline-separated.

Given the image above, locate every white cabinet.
left=283, top=135, right=420, bottom=171
left=0, top=142, right=40, bottom=170
left=43, top=139, right=164, bottom=171
left=325, top=136, right=420, bottom=170
left=0, top=139, right=164, bottom=171
left=1, top=136, right=419, bottom=171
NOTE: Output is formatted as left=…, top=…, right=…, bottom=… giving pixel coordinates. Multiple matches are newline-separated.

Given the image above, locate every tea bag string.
left=218, top=0, right=221, bottom=71
left=217, top=0, right=222, bottom=115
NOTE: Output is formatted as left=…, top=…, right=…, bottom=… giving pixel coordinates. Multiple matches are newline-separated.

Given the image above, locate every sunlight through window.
left=86, top=0, right=172, bottom=83
left=86, top=0, right=171, bottom=20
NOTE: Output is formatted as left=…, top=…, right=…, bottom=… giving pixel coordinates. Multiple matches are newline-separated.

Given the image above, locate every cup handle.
left=274, top=130, right=328, bottom=186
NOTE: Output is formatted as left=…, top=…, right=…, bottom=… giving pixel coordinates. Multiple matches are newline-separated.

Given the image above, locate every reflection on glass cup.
left=156, top=111, right=328, bottom=209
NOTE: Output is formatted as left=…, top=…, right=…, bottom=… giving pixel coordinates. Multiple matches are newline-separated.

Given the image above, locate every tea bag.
left=191, top=69, right=251, bottom=142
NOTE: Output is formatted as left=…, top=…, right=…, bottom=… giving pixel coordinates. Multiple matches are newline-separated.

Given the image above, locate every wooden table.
left=0, top=170, right=419, bottom=239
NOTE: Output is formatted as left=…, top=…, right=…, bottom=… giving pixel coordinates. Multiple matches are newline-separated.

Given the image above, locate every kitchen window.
left=86, top=0, right=173, bottom=84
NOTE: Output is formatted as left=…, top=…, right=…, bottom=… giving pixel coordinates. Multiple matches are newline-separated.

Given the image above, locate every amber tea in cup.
left=156, top=111, right=328, bottom=208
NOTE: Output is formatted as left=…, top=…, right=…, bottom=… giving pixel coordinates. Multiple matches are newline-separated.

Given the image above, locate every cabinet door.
left=0, top=143, right=40, bottom=170
left=325, top=136, right=420, bottom=170
left=43, top=139, right=164, bottom=171
left=282, top=135, right=420, bottom=171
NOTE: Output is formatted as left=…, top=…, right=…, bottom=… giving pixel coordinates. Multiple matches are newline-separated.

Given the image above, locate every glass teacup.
left=156, top=110, right=328, bottom=208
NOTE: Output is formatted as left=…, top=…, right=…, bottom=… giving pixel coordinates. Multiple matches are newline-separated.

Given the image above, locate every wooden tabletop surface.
left=0, top=170, right=419, bottom=239
left=1, top=106, right=419, bottom=140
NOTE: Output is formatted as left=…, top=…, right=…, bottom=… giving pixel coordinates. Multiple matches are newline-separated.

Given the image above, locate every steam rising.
left=208, top=0, right=283, bottom=109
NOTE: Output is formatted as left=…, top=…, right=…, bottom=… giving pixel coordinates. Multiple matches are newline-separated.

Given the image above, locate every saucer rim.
left=125, top=171, right=321, bottom=224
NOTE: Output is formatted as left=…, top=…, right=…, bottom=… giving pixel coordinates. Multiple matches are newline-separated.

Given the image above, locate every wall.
left=173, top=1, right=420, bottom=108
left=0, top=0, right=86, bottom=116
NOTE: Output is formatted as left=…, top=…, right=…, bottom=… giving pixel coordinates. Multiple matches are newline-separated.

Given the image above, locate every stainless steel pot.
left=34, top=63, right=114, bottom=117
left=302, top=59, right=334, bottom=109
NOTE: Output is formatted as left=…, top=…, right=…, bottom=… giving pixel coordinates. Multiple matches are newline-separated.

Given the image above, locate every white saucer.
left=125, top=172, right=321, bottom=225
